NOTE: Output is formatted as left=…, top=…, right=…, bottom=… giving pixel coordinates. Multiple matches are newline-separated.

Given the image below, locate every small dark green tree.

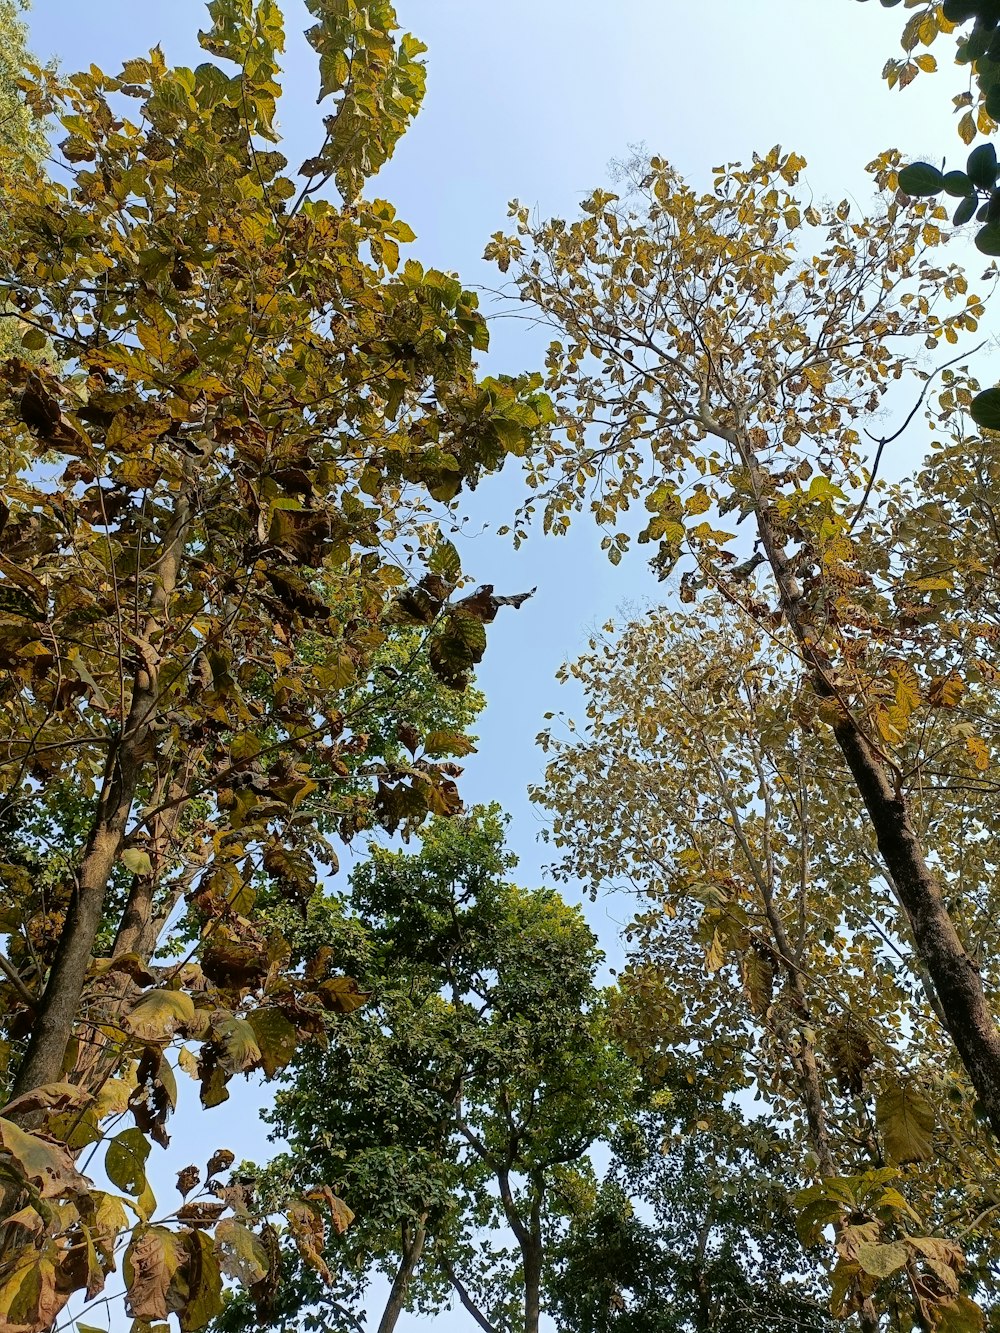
left=551, top=1099, right=839, bottom=1333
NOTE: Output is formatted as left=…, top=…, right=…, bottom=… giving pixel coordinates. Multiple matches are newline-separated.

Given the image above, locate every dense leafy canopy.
left=7, top=1, right=1000, bottom=1330
left=225, top=809, right=634, bottom=1333
left=0, top=0, right=545, bottom=1328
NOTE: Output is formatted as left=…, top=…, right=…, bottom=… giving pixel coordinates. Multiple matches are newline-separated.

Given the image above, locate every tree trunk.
left=702, top=407, right=1000, bottom=1142
left=522, top=1239, right=543, bottom=1333
left=376, top=1216, right=427, bottom=1333
left=7, top=488, right=192, bottom=1106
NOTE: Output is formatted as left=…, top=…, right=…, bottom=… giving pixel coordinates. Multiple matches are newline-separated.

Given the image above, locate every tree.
left=535, top=597, right=1000, bottom=1326
left=863, top=0, right=1000, bottom=426
left=0, top=2, right=547, bottom=1328
left=552, top=1099, right=839, bottom=1333
left=487, top=146, right=1000, bottom=1326
left=230, top=808, right=634, bottom=1333
left=0, top=0, right=46, bottom=359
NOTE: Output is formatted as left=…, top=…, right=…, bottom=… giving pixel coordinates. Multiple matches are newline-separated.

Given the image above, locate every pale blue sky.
left=26, top=3, right=989, bottom=1330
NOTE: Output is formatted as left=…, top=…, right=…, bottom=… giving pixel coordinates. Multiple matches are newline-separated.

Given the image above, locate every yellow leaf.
left=914, top=53, right=937, bottom=73
left=876, top=1084, right=935, bottom=1164
left=135, top=308, right=174, bottom=365
left=917, top=14, right=938, bottom=46
left=125, top=990, right=196, bottom=1042
left=928, top=673, right=964, bottom=708
left=959, top=111, right=976, bottom=146
left=705, top=929, right=725, bottom=973
left=966, top=735, right=990, bottom=771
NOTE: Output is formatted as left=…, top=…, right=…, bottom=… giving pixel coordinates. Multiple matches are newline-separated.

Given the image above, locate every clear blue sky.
left=26, top=3, right=986, bottom=1330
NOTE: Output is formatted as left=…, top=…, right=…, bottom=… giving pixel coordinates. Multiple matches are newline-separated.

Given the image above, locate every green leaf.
left=971, top=386, right=1000, bottom=430
left=974, top=223, right=1000, bottom=255
left=898, top=162, right=944, bottom=196
left=121, top=848, right=153, bottom=877
left=954, top=194, right=977, bottom=226
left=943, top=170, right=973, bottom=197
left=105, top=1128, right=150, bottom=1196
left=876, top=1085, right=935, bottom=1164
left=967, top=142, right=999, bottom=188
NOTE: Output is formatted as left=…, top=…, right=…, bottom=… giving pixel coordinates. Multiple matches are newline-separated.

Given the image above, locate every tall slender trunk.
left=701, top=405, right=1000, bottom=1142
left=376, top=1216, right=426, bottom=1333
left=7, top=488, right=192, bottom=1106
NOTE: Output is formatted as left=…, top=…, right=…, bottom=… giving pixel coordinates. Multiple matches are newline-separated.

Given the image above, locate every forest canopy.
left=3, top=1, right=1000, bottom=1331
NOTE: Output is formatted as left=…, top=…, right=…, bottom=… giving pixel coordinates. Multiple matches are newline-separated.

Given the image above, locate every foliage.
left=551, top=1099, right=839, bottom=1333
left=488, top=144, right=1000, bottom=1326
left=229, top=808, right=634, bottom=1333
left=0, top=1, right=549, bottom=1328
left=0, top=0, right=45, bottom=360
left=535, top=598, right=1000, bottom=1326
left=871, top=1, right=1000, bottom=145
left=865, top=0, right=1000, bottom=425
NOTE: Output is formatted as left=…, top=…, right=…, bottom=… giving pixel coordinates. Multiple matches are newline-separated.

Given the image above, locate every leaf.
left=121, top=848, right=153, bottom=876
left=428, top=537, right=461, bottom=582
left=214, top=1016, right=262, bottom=1074
left=206, top=1148, right=235, bottom=1178
left=971, top=386, right=1000, bottom=430
left=126, top=990, right=196, bottom=1042
left=105, top=1127, right=151, bottom=1195
left=135, top=308, right=175, bottom=365
left=898, top=161, right=945, bottom=196
left=966, top=734, right=991, bottom=771
left=929, top=673, right=964, bottom=707
left=974, top=223, right=1000, bottom=255
left=428, top=611, right=487, bottom=688
left=316, top=975, right=369, bottom=1014
left=305, top=1184, right=354, bottom=1235
left=1, top=1082, right=92, bottom=1122
left=877, top=1084, right=935, bottom=1163
left=967, top=142, right=998, bottom=188
left=177, top=1047, right=199, bottom=1080
left=704, top=929, right=725, bottom=973
left=853, top=1239, right=909, bottom=1278
left=954, top=194, right=977, bottom=226
left=246, top=1008, right=298, bottom=1078
left=177, top=1200, right=225, bottom=1227
left=176, top=1165, right=200, bottom=1198
left=422, top=729, right=477, bottom=758
left=0, top=1117, right=89, bottom=1197
left=0, top=1244, right=65, bottom=1333
left=123, top=1226, right=187, bottom=1322
left=214, top=1218, right=269, bottom=1285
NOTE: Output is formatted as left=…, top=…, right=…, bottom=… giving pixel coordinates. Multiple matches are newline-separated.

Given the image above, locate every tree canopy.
left=0, top=0, right=544, bottom=1328
left=230, top=808, right=633, bottom=1333
left=9, top=1, right=1000, bottom=1331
